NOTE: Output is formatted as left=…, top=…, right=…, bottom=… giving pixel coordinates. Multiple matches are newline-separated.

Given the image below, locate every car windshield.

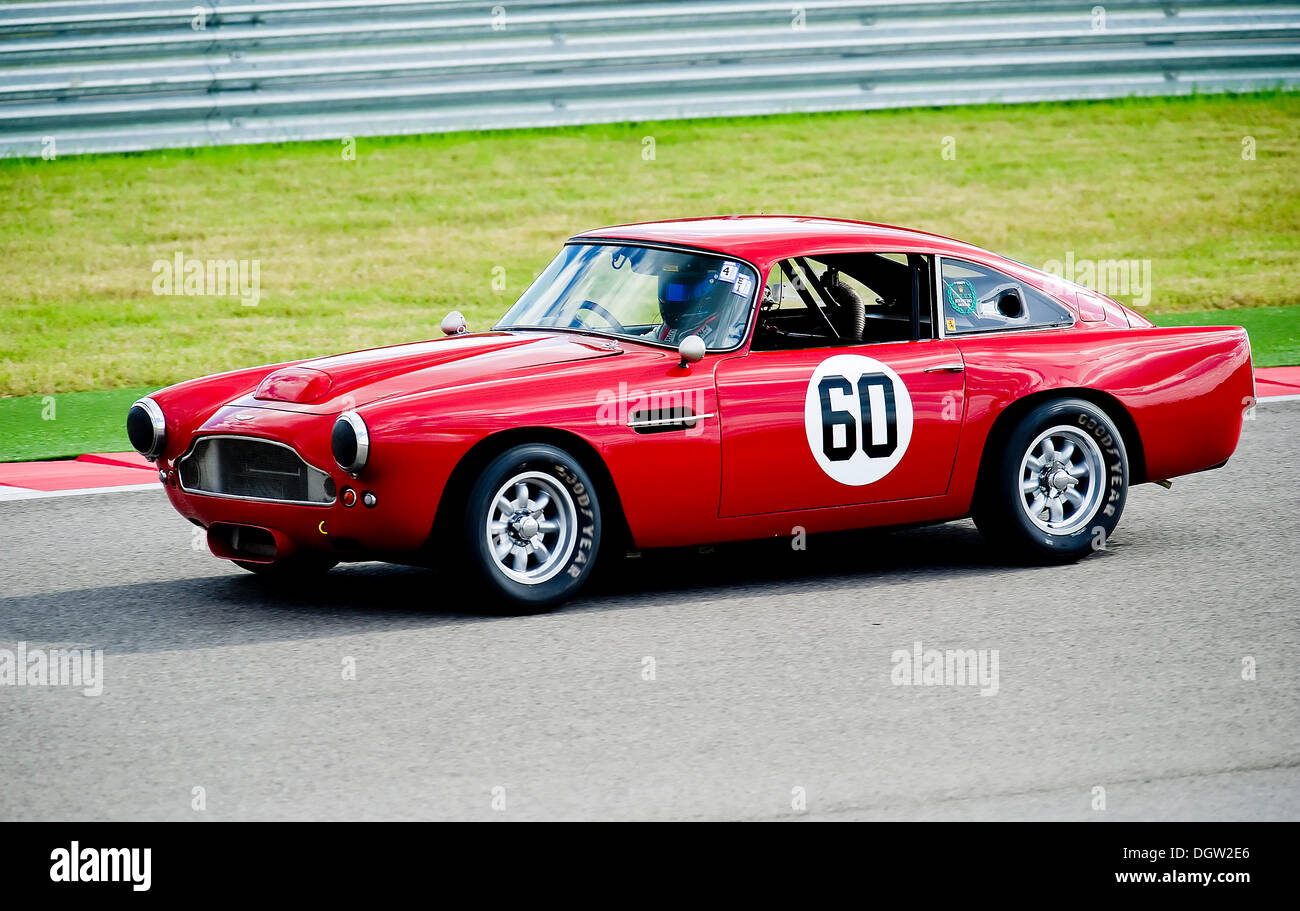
left=496, top=243, right=758, bottom=350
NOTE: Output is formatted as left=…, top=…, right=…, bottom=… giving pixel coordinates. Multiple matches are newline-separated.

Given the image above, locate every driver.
left=654, top=265, right=732, bottom=346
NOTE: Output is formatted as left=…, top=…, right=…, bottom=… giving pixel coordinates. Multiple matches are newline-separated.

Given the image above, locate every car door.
left=714, top=254, right=966, bottom=517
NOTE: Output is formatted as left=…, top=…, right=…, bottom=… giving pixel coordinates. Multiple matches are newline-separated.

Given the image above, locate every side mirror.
left=441, top=311, right=467, bottom=336
left=677, top=335, right=706, bottom=369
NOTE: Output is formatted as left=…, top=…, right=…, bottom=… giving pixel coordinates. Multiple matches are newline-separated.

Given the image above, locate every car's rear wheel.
left=464, top=443, right=601, bottom=611
left=974, top=397, right=1128, bottom=562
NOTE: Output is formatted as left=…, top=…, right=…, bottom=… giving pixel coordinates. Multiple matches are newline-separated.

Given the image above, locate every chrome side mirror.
left=677, top=335, right=706, bottom=369
left=441, top=311, right=467, bottom=336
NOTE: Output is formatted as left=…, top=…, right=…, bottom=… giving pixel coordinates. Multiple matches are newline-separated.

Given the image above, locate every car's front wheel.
left=464, top=443, right=602, bottom=611
left=974, top=397, right=1128, bottom=562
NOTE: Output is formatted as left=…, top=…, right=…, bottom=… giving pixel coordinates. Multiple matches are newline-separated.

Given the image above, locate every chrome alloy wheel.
left=485, top=471, right=578, bottom=585
left=1018, top=425, right=1106, bottom=535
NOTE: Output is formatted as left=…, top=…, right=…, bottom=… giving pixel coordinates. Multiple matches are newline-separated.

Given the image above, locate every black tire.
left=233, top=553, right=338, bottom=577
left=973, top=397, right=1128, bottom=563
left=463, top=443, right=602, bottom=612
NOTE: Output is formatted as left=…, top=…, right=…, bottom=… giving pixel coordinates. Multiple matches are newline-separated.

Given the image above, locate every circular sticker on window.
left=945, top=279, right=977, bottom=315
left=803, top=355, right=914, bottom=486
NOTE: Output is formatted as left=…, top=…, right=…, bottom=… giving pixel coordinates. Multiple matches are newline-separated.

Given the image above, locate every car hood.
left=230, top=331, right=624, bottom=414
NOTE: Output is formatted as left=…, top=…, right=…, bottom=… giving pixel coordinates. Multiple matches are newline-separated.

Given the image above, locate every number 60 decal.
left=803, top=355, right=914, bottom=486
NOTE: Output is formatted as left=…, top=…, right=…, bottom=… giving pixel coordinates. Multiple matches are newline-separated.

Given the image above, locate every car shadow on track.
left=0, top=562, right=465, bottom=655
left=0, top=518, right=1062, bottom=654
left=585, top=518, right=1021, bottom=602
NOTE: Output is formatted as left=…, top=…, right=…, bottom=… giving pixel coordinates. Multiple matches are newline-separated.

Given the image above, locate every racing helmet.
left=658, top=264, right=724, bottom=333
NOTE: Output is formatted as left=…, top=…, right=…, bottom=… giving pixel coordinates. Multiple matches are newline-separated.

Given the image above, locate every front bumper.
left=156, top=404, right=454, bottom=563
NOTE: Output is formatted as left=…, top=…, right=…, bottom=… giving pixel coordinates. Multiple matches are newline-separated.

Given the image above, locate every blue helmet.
left=659, top=267, right=723, bottom=331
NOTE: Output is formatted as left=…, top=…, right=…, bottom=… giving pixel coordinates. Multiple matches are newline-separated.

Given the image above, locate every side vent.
left=627, top=407, right=711, bottom=434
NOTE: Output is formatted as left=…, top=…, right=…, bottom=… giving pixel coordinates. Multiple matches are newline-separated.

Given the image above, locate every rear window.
left=940, top=258, right=1074, bottom=335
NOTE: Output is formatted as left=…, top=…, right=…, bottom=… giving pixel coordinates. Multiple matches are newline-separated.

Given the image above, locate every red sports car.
left=127, top=216, right=1254, bottom=609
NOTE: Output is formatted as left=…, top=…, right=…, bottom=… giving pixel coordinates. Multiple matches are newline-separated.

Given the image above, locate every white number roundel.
left=803, top=354, right=913, bottom=486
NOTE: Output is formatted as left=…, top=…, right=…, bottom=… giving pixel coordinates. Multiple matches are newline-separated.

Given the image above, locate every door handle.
left=924, top=362, right=965, bottom=374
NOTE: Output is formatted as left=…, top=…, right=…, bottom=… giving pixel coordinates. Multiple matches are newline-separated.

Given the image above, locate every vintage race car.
left=128, top=216, right=1254, bottom=609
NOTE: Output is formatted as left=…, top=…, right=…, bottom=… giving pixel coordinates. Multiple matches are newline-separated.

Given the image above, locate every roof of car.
left=572, top=215, right=997, bottom=269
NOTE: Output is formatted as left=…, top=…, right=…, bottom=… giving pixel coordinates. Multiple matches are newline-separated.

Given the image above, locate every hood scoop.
left=254, top=367, right=333, bottom=404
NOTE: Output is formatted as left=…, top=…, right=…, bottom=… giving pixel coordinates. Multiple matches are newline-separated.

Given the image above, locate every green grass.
left=0, top=387, right=152, bottom=461
left=1, top=91, right=1297, bottom=398
left=1152, top=304, right=1300, bottom=367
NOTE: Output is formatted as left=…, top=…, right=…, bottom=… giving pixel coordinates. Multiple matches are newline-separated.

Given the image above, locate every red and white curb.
left=0, top=452, right=159, bottom=501
left=4, top=367, right=1300, bottom=501
left=1254, top=365, right=1300, bottom=402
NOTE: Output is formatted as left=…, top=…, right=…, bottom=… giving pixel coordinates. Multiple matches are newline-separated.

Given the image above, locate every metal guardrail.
left=1, top=0, right=1297, bottom=157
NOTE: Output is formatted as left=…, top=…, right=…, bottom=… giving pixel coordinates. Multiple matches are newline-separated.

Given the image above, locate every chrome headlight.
left=126, top=397, right=167, bottom=460
left=331, top=411, right=370, bottom=474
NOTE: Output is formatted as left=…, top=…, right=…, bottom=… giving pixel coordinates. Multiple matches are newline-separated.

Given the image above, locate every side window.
left=939, top=259, right=1074, bottom=335
left=753, top=252, right=924, bottom=350
left=761, top=261, right=801, bottom=315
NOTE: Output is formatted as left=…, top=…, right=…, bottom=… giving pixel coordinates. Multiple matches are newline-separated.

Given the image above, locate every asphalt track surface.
left=2, top=402, right=1297, bottom=821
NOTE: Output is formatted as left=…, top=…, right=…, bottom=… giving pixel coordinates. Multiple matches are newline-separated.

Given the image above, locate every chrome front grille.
left=177, top=436, right=336, bottom=505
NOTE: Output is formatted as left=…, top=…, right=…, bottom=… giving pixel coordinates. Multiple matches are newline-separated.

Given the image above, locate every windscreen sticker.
left=732, top=273, right=753, bottom=297
left=718, top=261, right=739, bottom=283
left=945, top=317, right=957, bottom=333
left=803, top=354, right=914, bottom=486
left=945, top=279, right=977, bottom=315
